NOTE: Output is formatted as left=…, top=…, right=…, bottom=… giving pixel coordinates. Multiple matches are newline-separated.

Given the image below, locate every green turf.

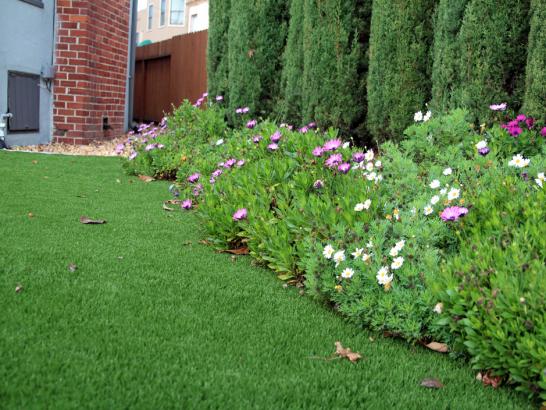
left=0, top=151, right=533, bottom=409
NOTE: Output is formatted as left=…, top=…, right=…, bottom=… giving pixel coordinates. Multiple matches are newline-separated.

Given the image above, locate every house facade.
left=0, top=0, right=136, bottom=147
left=136, top=0, right=208, bottom=44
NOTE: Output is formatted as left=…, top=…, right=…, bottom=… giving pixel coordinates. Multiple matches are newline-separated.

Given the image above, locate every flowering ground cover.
left=121, top=98, right=546, bottom=403
left=0, top=151, right=535, bottom=408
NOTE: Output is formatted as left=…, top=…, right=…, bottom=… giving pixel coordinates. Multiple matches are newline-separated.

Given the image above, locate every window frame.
left=159, top=0, right=167, bottom=27
left=147, top=4, right=154, bottom=31
left=169, top=0, right=186, bottom=26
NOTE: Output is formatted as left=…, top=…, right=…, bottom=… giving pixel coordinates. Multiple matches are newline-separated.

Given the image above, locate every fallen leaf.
left=198, top=240, right=213, bottom=246
left=32, top=160, right=38, bottom=164
left=79, top=216, right=106, bottom=224
left=28, top=212, right=34, bottom=218
left=117, top=256, right=124, bottom=260
left=247, top=49, right=255, bottom=58
left=421, top=378, right=444, bottom=389
left=231, top=255, right=236, bottom=262
left=138, top=175, right=154, bottom=183
left=368, top=337, right=375, bottom=342
left=165, top=199, right=182, bottom=205
left=15, top=284, right=23, bottom=293
left=162, top=203, right=175, bottom=212
left=68, top=263, right=78, bottom=272
left=299, top=290, right=305, bottom=296
left=425, top=341, right=449, bottom=353
left=219, top=247, right=250, bottom=255
left=335, top=341, right=362, bottom=363
left=182, top=240, right=193, bottom=246
left=116, top=179, right=121, bottom=183
left=481, top=371, right=502, bottom=389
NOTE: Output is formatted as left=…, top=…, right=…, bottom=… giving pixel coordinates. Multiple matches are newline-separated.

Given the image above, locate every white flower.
left=341, top=268, right=355, bottom=279
left=424, top=205, right=434, bottom=216
left=440, top=188, right=447, bottom=196
left=366, top=162, right=374, bottom=172
left=430, top=179, right=441, bottom=189
left=395, top=239, right=405, bottom=251
left=354, top=203, right=365, bottom=212
left=323, top=244, right=335, bottom=259
left=342, top=142, right=350, bottom=149
left=366, top=241, right=373, bottom=249
left=433, top=302, right=444, bottom=314
left=376, top=266, right=393, bottom=285
left=476, top=140, right=487, bottom=150
left=423, top=111, right=432, bottom=122
left=447, top=188, right=460, bottom=201
left=414, top=111, right=423, bottom=122
left=391, top=257, right=404, bottom=270
left=365, top=149, right=374, bottom=162
left=215, top=139, right=224, bottom=146
left=362, top=253, right=371, bottom=262
left=508, top=154, right=530, bottom=168
left=375, top=160, right=382, bottom=169
left=430, top=195, right=440, bottom=205
left=333, top=250, right=346, bottom=267
left=363, top=199, right=372, bottom=210
left=411, top=207, right=417, bottom=215
left=389, top=247, right=399, bottom=257
left=366, top=172, right=377, bottom=181
left=536, top=172, right=545, bottom=188
left=351, top=248, right=364, bottom=259
left=443, top=167, right=452, bottom=176
left=375, top=174, right=383, bottom=183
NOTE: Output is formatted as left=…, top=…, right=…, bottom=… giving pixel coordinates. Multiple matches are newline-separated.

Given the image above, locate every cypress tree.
left=301, top=0, right=371, bottom=141
left=431, top=0, right=470, bottom=113
left=455, top=0, right=530, bottom=121
left=367, top=0, right=437, bottom=143
left=207, top=0, right=231, bottom=100
left=523, top=0, right=546, bottom=122
left=278, top=0, right=305, bottom=125
left=227, top=0, right=289, bottom=121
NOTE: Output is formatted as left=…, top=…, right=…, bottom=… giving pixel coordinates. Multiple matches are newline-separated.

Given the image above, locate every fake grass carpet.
left=0, top=151, right=533, bottom=409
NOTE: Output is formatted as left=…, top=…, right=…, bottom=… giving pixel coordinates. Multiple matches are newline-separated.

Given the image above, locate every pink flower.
left=541, top=127, right=546, bottom=137
left=489, top=103, right=507, bottom=111
left=352, top=152, right=365, bottom=163
left=216, top=95, right=224, bottom=102
left=440, top=206, right=468, bottom=222
left=181, top=199, right=193, bottom=210
left=267, top=143, right=279, bottom=151
left=312, top=146, right=323, bottom=157
left=516, top=114, right=527, bottom=122
left=313, top=179, right=324, bottom=189
left=233, top=208, right=248, bottom=221
left=187, top=173, right=200, bottom=183
left=270, top=131, right=282, bottom=143
left=236, top=159, right=245, bottom=167
left=212, top=169, right=223, bottom=178
left=325, top=153, right=343, bottom=168
left=253, top=135, right=263, bottom=143
left=323, top=139, right=342, bottom=151
left=224, top=159, right=237, bottom=168
left=299, top=126, right=309, bottom=133
left=128, top=151, right=138, bottom=160
left=338, top=162, right=351, bottom=174
left=308, top=122, right=317, bottom=129
left=246, top=119, right=257, bottom=129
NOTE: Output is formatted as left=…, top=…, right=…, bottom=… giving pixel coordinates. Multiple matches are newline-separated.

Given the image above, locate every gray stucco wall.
left=0, top=0, right=55, bottom=146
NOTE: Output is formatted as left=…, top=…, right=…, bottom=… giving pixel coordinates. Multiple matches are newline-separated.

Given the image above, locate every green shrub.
left=523, top=0, right=546, bottom=122
left=432, top=172, right=546, bottom=400
left=207, top=0, right=231, bottom=100
left=366, top=0, right=437, bottom=143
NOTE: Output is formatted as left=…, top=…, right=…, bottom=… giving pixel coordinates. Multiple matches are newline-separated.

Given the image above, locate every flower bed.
left=122, top=97, right=546, bottom=402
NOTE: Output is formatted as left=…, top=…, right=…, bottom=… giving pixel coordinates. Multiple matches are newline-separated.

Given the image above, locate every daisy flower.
left=431, top=195, right=440, bottom=205
left=341, top=268, right=355, bottom=279
left=476, top=140, right=487, bottom=150
left=351, top=248, right=364, bottom=259
left=414, top=111, right=423, bottom=122
left=433, top=303, right=444, bottom=314
left=362, top=253, right=371, bottom=262
left=424, top=205, right=434, bottom=216
left=389, top=247, right=399, bottom=257
left=333, top=250, right=346, bottom=267
left=447, top=188, right=460, bottom=201
left=376, top=267, right=393, bottom=286
left=366, top=162, right=374, bottom=172
left=536, top=172, right=545, bottom=188
left=323, top=244, right=335, bottom=259
left=443, top=168, right=452, bottom=176
left=508, top=154, right=530, bottom=168
left=364, top=149, right=374, bottom=162
left=391, top=257, right=404, bottom=270
left=430, top=180, right=441, bottom=189
left=395, top=239, right=405, bottom=251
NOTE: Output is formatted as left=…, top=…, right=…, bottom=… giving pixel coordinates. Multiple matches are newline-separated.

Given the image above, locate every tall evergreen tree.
left=278, top=0, right=305, bottom=125
left=523, top=0, right=546, bottom=122
left=431, top=0, right=470, bottom=113
left=301, top=0, right=371, bottom=141
left=455, top=0, right=530, bottom=121
left=207, top=0, right=231, bottom=101
left=367, top=0, right=437, bottom=142
left=227, top=0, right=289, bottom=121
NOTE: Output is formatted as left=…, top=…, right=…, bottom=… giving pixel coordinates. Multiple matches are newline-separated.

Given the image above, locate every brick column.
left=53, top=0, right=131, bottom=144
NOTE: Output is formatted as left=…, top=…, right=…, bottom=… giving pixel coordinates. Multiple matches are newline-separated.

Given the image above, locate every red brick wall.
left=53, top=0, right=131, bottom=144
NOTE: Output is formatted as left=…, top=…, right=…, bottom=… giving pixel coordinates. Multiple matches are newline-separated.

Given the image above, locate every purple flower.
left=181, top=199, right=193, bottom=210
left=246, top=119, right=257, bottom=129
left=541, top=127, right=546, bottom=137
left=338, top=162, right=351, bottom=174
left=194, top=98, right=204, bottom=107
left=242, top=107, right=250, bottom=114
left=299, top=126, right=309, bottom=134
left=216, top=95, right=224, bottom=102
left=224, top=158, right=237, bottom=168
left=478, top=147, right=490, bottom=156
left=128, top=151, right=138, bottom=160
left=325, top=153, right=343, bottom=168
left=312, top=146, right=324, bottom=157
left=489, top=103, right=507, bottom=111
left=236, top=159, right=245, bottom=167
left=115, top=143, right=125, bottom=154
left=233, top=208, right=248, bottom=221
left=308, top=122, right=317, bottom=129
left=525, top=117, right=534, bottom=129
left=202, top=92, right=208, bottom=98
left=267, top=143, right=279, bottom=151
left=145, top=144, right=156, bottom=151
left=516, top=114, right=527, bottom=122
left=313, top=179, right=324, bottom=189
left=235, top=108, right=243, bottom=114
left=253, top=135, right=263, bottom=143
left=187, top=173, right=200, bottom=184
left=212, top=169, right=223, bottom=178
left=352, top=152, right=365, bottom=163
left=323, top=139, right=342, bottom=152
left=440, top=206, right=468, bottom=222
left=270, top=131, right=282, bottom=143
left=157, top=144, right=165, bottom=149
left=509, top=126, right=523, bottom=137
left=209, top=177, right=216, bottom=184
left=192, top=184, right=204, bottom=196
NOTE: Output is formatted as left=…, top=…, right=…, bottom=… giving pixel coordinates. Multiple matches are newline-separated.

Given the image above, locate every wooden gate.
left=133, top=30, right=208, bottom=123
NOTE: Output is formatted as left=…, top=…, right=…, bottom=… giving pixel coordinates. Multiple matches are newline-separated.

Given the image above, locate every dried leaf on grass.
left=79, top=216, right=106, bottom=225
left=138, top=175, right=154, bottom=183
left=198, top=240, right=213, bottom=246
left=477, top=371, right=502, bottom=389
left=335, top=341, right=362, bottom=363
left=15, top=284, right=23, bottom=293
left=68, top=264, right=78, bottom=272
left=28, top=212, right=34, bottom=218
left=421, top=378, right=444, bottom=389
left=162, top=203, right=175, bottom=212
left=219, top=247, right=250, bottom=255
left=425, top=341, right=449, bottom=353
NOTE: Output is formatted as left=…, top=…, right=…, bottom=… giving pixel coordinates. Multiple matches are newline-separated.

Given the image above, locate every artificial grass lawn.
left=0, top=151, right=533, bottom=409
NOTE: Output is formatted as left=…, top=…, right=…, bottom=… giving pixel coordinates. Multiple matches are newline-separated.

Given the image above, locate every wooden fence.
left=133, top=30, right=208, bottom=123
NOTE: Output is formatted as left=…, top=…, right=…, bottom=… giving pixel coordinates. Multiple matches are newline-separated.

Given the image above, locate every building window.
left=147, top=4, right=154, bottom=30
left=190, top=14, right=198, bottom=32
left=170, top=0, right=185, bottom=25
left=160, top=0, right=166, bottom=27
left=7, top=72, right=40, bottom=133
